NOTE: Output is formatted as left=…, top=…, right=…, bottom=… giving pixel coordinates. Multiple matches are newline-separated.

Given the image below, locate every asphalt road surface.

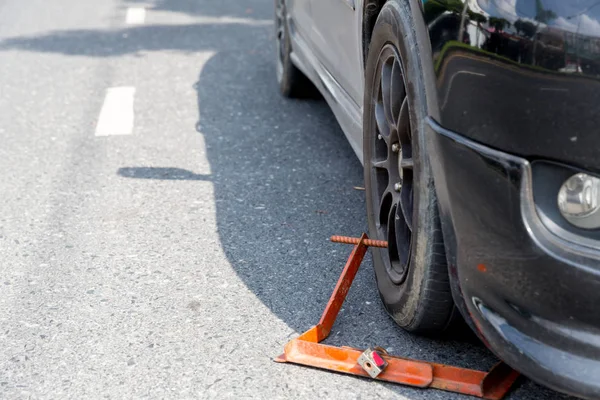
left=0, top=0, right=576, bottom=399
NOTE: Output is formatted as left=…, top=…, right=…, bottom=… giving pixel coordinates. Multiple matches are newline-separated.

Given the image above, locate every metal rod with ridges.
left=330, top=235, right=388, bottom=248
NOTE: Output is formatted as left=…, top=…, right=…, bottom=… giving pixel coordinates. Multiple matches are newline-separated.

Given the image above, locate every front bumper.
left=427, top=118, right=600, bottom=399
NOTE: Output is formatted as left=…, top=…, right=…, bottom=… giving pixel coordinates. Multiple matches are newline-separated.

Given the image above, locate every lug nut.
left=378, top=134, right=383, bottom=140
left=392, top=143, right=400, bottom=153
left=394, top=183, right=402, bottom=192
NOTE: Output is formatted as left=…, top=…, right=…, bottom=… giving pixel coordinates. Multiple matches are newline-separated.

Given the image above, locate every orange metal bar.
left=330, top=235, right=388, bottom=248
left=318, top=234, right=369, bottom=339
left=281, top=339, right=434, bottom=388
left=275, top=234, right=520, bottom=400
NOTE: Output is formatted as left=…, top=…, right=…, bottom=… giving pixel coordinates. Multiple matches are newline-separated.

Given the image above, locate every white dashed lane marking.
left=95, top=87, right=136, bottom=136
left=126, top=7, right=146, bottom=24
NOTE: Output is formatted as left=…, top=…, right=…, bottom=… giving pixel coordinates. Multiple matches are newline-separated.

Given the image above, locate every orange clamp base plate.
left=275, top=234, right=520, bottom=399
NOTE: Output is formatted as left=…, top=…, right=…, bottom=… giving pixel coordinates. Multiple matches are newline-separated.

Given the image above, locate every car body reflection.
left=423, top=0, right=600, bottom=173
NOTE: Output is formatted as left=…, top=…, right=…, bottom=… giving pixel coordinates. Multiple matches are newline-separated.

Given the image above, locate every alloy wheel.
left=369, top=45, right=415, bottom=284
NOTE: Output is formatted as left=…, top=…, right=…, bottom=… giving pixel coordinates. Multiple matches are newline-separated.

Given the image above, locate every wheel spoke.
left=375, top=102, right=390, bottom=138
left=400, top=157, right=413, bottom=170
left=394, top=204, right=411, bottom=267
left=378, top=190, right=394, bottom=228
left=379, top=184, right=400, bottom=229
left=380, top=62, right=394, bottom=128
left=372, top=158, right=388, bottom=170
left=390, top=59, right=405, bottom=126
left=387, top=204, right=400, bottom=265
left=399, top=182, right=413, bottom=231
left=397, top=97, right=410, bottom=142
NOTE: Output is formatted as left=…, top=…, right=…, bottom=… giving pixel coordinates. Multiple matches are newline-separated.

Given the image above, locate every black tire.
left=363, top=1, right=455, bottom=334
left=274, top=0, right=315, bottom=98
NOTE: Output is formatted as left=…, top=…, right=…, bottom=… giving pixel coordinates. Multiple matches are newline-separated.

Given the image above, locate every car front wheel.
left=363, top=0, right=456, bottom=334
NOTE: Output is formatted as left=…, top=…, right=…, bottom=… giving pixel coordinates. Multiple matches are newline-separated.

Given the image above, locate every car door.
left=308, top=0, right=364, bottom=106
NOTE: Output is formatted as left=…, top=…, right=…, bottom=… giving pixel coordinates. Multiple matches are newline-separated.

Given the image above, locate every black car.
left=274, top=0, right=600, bottom=398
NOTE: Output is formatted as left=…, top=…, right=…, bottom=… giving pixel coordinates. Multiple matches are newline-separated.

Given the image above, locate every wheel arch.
left=361, top=0, right=440, bottom=121
left=361, top=0, right=387, bottom=67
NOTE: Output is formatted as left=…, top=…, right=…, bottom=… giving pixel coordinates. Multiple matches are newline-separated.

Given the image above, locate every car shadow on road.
left=117, top=167, right=210, bottom=181
left=190, top=16, right=580, bottom=400
left=0, top=0, right=272, bottom=57
left=44, top=0, right=573, bottom=398
left=187, top=22, right=572, bottom=400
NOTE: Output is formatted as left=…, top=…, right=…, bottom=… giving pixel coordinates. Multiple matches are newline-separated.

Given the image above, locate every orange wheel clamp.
left=275, top=234, right=520, bottom=399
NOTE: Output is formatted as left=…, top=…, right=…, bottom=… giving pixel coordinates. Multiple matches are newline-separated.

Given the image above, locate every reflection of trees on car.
left=531, top=0, right=557, bottom=66
left=425, top=0, right=488, bottom=51
left=484, top=17, right=514, bottom=57
left=514, top=19, right=536, bottom=38
left=534, top=0, right=557, bottom=25
left=488, top=17, right=510, bottom=32
left=424, top=0, right=487, bottom=24
left=425, top=0, right=584, bottom=72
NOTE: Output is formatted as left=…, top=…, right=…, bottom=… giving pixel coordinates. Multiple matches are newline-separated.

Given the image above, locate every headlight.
left=558, top=173, right=600, bottom=229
